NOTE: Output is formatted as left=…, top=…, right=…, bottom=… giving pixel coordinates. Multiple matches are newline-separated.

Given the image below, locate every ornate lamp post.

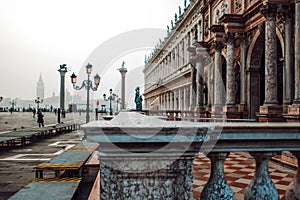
left=115, top=95, right=121, bottom=112
left=70, top=63, right=101, bottom=123
left=35, top=97, right=43, bottom=111
left=103, top=89, right=116, bottom=115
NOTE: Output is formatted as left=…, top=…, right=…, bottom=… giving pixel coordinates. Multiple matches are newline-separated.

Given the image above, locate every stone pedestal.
left=83, top=112, right=208, bottom=200
left=211, top=105, right=223, bottom=119
left=257, top=105, right=284, bottom=122
left=194, top=106, right=206, bottom=120
left=238, top=103, right=248, bottom=119
left=284, top=104, right=300, bottom=122
left=222, top=105, right=240, bottom=119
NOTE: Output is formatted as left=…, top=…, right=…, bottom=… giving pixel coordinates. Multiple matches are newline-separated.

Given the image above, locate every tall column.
left=223, top=33, right=239, bottom=119
left=294, top=0, right=300, bottom=103
left=187, top=46, right=197, bottom=110
left=183, top=87, right=187, bottom=111
left=286, top=0, right=300, bottom=122
left=212, top=41, right=224, bottom=118
left=58, top=65, right=68, bottom=118
left=195, top=45, right=207, bottom=118
left=118, top=63, right=128, bottom=110
left=283, top=7, right=293, bottom=113
left=238, top=33, right=248, bottom=118
left=258, top=3, right=283, bottom=122
left=178, top=89, right=182, bottom=110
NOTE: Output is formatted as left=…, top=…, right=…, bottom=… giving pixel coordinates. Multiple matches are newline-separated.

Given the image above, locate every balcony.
left=83, top=112, right=300, bottom=199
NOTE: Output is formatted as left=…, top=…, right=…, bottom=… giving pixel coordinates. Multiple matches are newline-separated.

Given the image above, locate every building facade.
left=143, top=0, right=300, bottom=122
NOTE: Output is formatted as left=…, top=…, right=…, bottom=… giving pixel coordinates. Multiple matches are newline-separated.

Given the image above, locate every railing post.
left=245, top=152, right=279, bottom=200
left=286, top=152, right=300, bottom=199
left=201, top=152, right=234, bottom=200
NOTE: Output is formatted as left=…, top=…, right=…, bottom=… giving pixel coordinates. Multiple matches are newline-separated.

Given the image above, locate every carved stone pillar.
left=283, top=7, right=293, bottom=113
left=183, top=87, right=187, bottom=111
left=188, top=46, right=197, bottom=110
left=223, top=32, right=240, bottom=119
left=201, top=152, right=234, bottom=200
left=238, top=33, right=248, bottom=118
left=258, top=3, right=284, bottom=122
left=286, top=152, right=300, bottom=199
left=245, top=152, right=279, bottom=200
left=286, top=0, right=300, bottom=122
left=212, top=41, right=224, bottom=118
left=194, top=45, right=207, bottom=118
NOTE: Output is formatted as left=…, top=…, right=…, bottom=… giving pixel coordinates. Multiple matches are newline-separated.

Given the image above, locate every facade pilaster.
left=258, top=3, right=284, bottom=122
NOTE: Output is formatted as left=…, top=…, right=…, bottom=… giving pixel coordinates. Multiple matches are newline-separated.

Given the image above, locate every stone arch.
left=246, top=28, right=285, bottom=119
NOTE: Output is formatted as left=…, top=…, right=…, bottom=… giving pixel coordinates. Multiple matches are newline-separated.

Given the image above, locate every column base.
left=222, top=105, right=240, bottom=119
left=238, top=103, right=248, bottom=119
left=257, top=105, right=284, bottom=122
left=283, top=104, right=300, bottom=122
left=211, top=105, right=223, bottom=119
left=205, top=104, right=212, bottom=118
left=194, top=106, right=206, bottom=121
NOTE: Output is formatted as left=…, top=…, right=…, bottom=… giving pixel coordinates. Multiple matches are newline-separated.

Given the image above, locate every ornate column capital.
left=212, top=41, right=224, bottom=52
left=260, top=3, right=277, bottom=19
left=224, top=32, right=236, bottom=45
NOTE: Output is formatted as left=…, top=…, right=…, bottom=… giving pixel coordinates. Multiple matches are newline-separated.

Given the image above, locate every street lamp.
left=103, top=89, right=117, bottom=115
left=115, top=95, right=121, bottom=112
left=35, top=97, right=43, bottom=111
left=0, top=96, right=3, bottom=102
left=71, top=63, right=101, bottom=123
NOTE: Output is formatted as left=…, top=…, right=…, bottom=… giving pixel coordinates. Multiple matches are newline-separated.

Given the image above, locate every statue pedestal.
left=82, top=112, right=208, bottom=199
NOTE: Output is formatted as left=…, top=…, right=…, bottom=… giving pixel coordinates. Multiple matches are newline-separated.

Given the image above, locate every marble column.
left=283, top=7, right=293, bottom=113
left=294, top=0, right=300, bottom=104
left=286, top=152, right=300, bottom=199
left=258, top=3, right=283, bottom=122
left=238, top=33, right=248, bottom=118
left=188, top=46, right=197, bottom=110
left=212, top=41, right=224, bottom=117
left=286, top=0, right=300, bottom=122
left=245, top=152, right=279, bottom=200
left=201, top=152, right=234, bottom=199
left=178, top=88, right=182, bottom=110
left=223, top=33, right=239, bottom=119
left=183, top=87, right=187, bottom=111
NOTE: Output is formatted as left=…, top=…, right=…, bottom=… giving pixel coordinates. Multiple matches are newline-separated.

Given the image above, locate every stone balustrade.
left=83, top=112, right=300, bottom=200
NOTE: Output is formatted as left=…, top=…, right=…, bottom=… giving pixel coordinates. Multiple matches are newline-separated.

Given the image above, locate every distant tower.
left=37, top=73, right=45, bottom=99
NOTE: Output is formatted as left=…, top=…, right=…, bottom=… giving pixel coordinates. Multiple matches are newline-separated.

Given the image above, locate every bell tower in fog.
left=36, top=73, right=45, bottom=99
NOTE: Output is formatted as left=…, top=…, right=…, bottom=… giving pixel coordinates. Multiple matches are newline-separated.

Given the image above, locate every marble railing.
left=83, top=112, right=300, bottom=200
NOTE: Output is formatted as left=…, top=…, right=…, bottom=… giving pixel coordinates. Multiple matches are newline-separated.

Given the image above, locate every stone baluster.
left=286, top=152, right=300, bottom=199
left=245, top=152, right=279, bottom=199
left=201, top=152, right=234, bottom=200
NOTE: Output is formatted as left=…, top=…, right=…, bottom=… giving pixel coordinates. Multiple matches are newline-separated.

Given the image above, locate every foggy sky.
left=0, top=0, right=183, bottom=101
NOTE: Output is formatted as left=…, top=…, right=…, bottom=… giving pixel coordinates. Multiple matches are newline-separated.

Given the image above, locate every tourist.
left=37, top=110, right=44, bottom=127
left=32, top=108, right=36, bottom=118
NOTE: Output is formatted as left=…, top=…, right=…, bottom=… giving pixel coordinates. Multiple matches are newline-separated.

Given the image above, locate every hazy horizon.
left=0, top=0, right=185, bottom=101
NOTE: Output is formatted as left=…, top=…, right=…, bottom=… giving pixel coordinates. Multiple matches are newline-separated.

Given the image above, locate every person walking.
left=37, top=110, right=44, bottom=127
left=32, top=108, right=36, bottom=118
